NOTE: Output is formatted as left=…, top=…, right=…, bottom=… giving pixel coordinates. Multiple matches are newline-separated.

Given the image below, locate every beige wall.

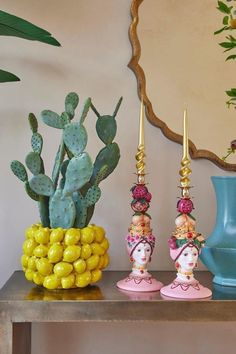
left=139, top=0, right=236, bottom=157
left=0, top=1, right=234, bottom=353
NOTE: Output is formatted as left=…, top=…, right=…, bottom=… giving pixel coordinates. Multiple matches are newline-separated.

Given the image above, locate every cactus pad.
left=59, top=160, right=69, bottom=189
left=60, top=112, right=70, bottom=127
left=28, top=113, right=38, bottom=133
left=63, top=122, right=88, bottom=156
left=65, top=92, right=79, bottom=118
left=73, top=191, right=88, bottom=228
left=63, top=153, right=93, bottom=196
left=31, top=133, right=43, bottom=154
left=112, top=97, right=123, bottom=118
left=91, top=143, right=120, bottom=184
left=29, top=174, right=54, bottom=196
left=85, top=185, right=101, bottom=207
left=38, top=196, right=50, bottom=227
left=49, top=189, right=76, bottom=228
left=79, top=97, right=91, bottom=125
left=41, top=110, right=64, bottom=129
left=96, top=115, right=117, bottom=145
left=52, top=143, right=65, bottom=185
left=61, top=159, right=70, bottom=178
left=94, top=165, right=109, bottom=186
left=25, top=181, right=40, bottom=201
left=25, top=152, right=42, bottom=175
left=10, top=160, right=28, bottom=182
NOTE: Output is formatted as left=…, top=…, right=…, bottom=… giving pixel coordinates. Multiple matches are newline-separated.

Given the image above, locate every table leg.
left=13, top=322, right=31, bottom=354
left=0, top=317, right=13, bottom=354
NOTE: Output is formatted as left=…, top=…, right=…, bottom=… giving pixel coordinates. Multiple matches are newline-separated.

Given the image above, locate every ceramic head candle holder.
left=160, top=110, right=212, bottom=299
left=117, top=98, right=163, bottom=292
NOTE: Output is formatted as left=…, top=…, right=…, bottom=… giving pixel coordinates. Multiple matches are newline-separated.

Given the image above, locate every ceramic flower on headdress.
left=116, top=97, right=163, bottom=292
left=160, top=110, right=212, bottom=299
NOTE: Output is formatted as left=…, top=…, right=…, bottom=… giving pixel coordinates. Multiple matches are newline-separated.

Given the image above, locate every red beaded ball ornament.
left=177, top=198, right=194, bottom=214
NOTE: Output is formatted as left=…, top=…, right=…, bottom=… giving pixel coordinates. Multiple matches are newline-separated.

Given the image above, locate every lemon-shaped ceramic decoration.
left=22, top=224, right=109, bottom=289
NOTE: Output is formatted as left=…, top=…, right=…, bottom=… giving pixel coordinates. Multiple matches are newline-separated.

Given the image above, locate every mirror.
left=129, top=0, right=236, bottom=171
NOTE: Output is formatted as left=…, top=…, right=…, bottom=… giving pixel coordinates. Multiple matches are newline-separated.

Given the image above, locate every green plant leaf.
left=217, top=1, right=233, bottom=15
left=223, top=15, right=229, bottom=25
left=226, top=54, right=236, bottom=60
left=226, top=88, right=236, bottom=97
left=0, top=10, right=61, bottom=46
left=219, top=41, right=236, bottom=48
left=214, top=26, right=230, bottom=34
left=227, top=35, right=236, bottom=42
left=0, top=69, right=20, bottom=82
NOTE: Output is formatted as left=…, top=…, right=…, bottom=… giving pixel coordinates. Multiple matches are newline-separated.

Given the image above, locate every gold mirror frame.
left=128, top=0, right=236, bottom=172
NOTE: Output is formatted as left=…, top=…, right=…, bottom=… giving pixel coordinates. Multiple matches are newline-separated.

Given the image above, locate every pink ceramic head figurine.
left=168, top=206, right=204, bottom=281
left=160, top=111, right=212, bottom=299
left=117, top=100, right=163, bottom=293
left=126, top=213, right=155, bottom=272
left=160, top=200, right=212, bottom=299
left=117, top=186, right=163, bottom=292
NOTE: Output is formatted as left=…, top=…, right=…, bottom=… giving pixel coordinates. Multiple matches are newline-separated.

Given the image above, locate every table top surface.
left=1, top=271, right=236, bottom=322
left=0, top=270, right=235, bottom=301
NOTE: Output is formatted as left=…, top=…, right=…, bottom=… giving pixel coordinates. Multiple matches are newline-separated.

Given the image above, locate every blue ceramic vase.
left=200, top=176, right=236, bottom=286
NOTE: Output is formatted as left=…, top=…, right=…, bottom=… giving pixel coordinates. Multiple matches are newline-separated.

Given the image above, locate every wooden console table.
left=1, top=270, right=236, bottom=354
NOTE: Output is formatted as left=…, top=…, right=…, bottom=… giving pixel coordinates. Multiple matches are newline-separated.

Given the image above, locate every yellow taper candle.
left=135, top=97, right=146, bottom=184
left=183, top=109, right=190, bottom=161
left=179, top=109, right=192, bottom=197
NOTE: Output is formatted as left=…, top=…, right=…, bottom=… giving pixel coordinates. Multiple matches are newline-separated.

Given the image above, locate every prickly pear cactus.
left=11, top=92, right=122, bottom=288
left=11, top=92, right=122, bottom=228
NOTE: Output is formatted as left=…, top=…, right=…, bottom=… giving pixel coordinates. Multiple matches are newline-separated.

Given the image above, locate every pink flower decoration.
left=132, top=185, right=148, bottom=199
left=168, top=236, right=177, bottom=250
left=144, top=192, right=152, bottom=202
left=131, top=200, right=149, bottom=213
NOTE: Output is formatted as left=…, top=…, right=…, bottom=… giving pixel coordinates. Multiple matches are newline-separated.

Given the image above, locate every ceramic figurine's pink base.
left=160, top=279, right=212, bottom=299
left=117, top=274, right=163, bottom=292
left=118, top=288, right=158, bottom=300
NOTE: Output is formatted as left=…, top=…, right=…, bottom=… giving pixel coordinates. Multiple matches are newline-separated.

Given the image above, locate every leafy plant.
left=215, top=1, right=236, bottom=108
left=0, top=10, right=60, bottom=82
left=11, top=92, right=122, bottom=229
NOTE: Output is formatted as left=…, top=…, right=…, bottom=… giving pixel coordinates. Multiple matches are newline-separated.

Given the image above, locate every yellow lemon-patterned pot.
left=21, top=223, right=109, bottom=289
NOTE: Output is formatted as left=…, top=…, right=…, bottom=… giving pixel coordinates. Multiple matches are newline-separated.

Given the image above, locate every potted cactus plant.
left=11, top=92, right=122, bottom=289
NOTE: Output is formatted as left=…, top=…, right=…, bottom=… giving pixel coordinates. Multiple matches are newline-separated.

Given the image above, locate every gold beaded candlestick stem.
left=160, top=110, right=212, bottom=299
left=117, top=98, right=163, bottom=292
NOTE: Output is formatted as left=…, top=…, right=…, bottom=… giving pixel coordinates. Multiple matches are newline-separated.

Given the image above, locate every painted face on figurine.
left=177, top=245, right=198, bottom=272
left=132, top=242, right=152, bottom=266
